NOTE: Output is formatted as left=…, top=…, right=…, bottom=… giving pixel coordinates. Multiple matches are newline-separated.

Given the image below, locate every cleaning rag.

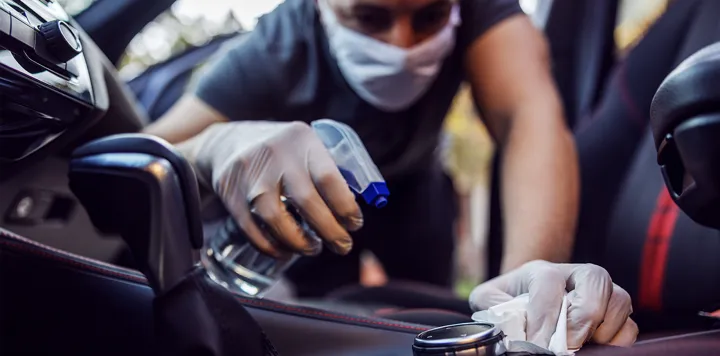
left=471, top=293, right=579, bottom=356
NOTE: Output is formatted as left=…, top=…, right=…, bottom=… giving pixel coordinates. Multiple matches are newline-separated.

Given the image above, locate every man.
left=143, top=0, right=636, bottom=348
left=148, top=0, right=578, bottom=294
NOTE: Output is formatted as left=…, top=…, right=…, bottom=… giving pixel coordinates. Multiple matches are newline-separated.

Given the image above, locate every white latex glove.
left=183, top=121, right=363, bottom=258
left=469, top=260, right=638, bottom=350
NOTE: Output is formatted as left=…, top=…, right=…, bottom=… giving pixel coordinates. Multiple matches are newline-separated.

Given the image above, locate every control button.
left=4, top=189, right=77, bottom=226
left=10, top=15, right=36, bottom=49
left=12, top=52, right=45, bottom=74
left=413, top=323, right=506, bottom=356
left=38, top=20, right=81, bottom=62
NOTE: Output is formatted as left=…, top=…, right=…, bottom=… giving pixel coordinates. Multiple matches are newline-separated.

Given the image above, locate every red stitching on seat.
left=0, top=229, right=142, bottom=276
left=0, top=230, right=428, bottom=332
left=0, top=239, right=148, bottom=284
left=638, top=187, right=679, bottom=311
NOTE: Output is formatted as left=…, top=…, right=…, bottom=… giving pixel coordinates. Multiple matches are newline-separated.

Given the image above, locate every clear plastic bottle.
left=201, top=119, right=389, bottom=298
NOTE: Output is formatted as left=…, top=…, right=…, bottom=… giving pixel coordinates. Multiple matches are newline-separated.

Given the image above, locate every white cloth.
left=472, top=294, right=579, bottom=356
left=468, top=261, right=638, bottom=349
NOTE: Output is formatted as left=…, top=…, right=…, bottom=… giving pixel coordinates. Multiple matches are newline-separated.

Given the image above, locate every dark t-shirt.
left=194, top=0, right=523, bottom=181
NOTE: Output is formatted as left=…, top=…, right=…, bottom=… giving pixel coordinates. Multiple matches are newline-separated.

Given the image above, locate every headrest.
left=650, top=42, right=720, bottom=230
left=651, top=42, right=720, bottom=149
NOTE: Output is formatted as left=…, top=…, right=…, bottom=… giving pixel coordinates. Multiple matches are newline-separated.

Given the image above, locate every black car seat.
left=485, top=0, right=720, bottom=332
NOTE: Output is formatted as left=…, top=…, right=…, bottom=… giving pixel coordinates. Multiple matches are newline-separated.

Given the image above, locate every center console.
left=0, top=0, right=146, bottom=265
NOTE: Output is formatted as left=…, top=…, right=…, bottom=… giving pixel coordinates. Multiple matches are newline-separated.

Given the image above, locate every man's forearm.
left=498, top=109, right=579, bottom=273
left=142, top=95, right=227, bottom=144
left=142, top=94, right=230, bottom=202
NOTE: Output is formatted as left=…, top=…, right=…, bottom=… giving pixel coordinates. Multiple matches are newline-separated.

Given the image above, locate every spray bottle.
left=201, top=119, right=389, bottom=297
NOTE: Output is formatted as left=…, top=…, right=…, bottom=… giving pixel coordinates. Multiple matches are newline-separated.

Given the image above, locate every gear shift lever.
left=68, top=134, right=277, bottom=356
left=68, top=134, right=202, bottom=294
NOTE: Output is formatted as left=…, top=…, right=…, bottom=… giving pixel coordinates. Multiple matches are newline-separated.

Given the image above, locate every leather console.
left=0, top=228, right=424, bottom=355
left=1, top=227, right=719, bottom=355
left=581, top=330, right=720, bottom=355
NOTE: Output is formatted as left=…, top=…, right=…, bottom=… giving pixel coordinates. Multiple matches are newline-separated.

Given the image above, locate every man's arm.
left=466, top=15, right=579, bottom=272
left=143, top=95, right=228, bottom=144
left=143, top=95, right=230, bottom=196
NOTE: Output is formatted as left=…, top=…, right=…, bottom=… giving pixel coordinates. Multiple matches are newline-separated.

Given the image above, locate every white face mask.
left=318, top=1, right=461, bottom=112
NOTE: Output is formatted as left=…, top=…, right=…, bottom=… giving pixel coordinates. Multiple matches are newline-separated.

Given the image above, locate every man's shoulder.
left=252, top=0, right=317, bottom=49
left=191, top=0, right=318, bottom=120
left=213, top=0, right=319, bottom=81
left=456, top=0, right=524, bottom=48
left=459, top=0, right=523, bottom=15
left=192, top=0, right=327, bottom=120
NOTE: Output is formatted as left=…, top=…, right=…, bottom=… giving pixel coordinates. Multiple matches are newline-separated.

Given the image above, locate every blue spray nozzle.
left=374, top=196, right=388, bottom=208
left=312, top=119, right=389, bottom=209
left=363, top=182, right=389, bottom=208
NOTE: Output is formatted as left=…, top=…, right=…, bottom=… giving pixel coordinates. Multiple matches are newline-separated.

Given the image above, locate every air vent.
left=0, top=101, right=63, bottom=161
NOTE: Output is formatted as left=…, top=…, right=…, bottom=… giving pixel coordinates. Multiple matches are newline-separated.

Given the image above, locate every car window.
left=118, top=0, right=549, bottom=80
left=118, top=0, right=284, bottom=80
left=55, top=0, right=98, bottom=17
left=519, top=0, right=554, bottom=29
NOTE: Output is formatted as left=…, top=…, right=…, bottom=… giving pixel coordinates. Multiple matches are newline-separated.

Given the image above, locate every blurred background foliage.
left=56, top=0, right=668, bottom=81
left=57, top=0, right=280, bottom=79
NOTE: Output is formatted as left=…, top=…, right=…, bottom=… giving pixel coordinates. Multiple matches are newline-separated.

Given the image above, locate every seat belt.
left=638, top=0, right=720, bottom=312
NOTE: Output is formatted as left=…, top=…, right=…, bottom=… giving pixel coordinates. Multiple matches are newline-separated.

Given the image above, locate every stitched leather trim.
left=0, top=229, right=429, bottom=334
left=237, top=297, right=428, bottom=332
left=635, top=329, right=720, bottom=345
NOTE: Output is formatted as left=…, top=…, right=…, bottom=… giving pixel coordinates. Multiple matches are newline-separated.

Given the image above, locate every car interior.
left=0, top=0, right=719, bottom=355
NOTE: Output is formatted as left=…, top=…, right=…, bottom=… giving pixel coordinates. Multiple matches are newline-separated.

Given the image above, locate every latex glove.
left=183, top=121, right=363, bottom=257
left=469, top=260, right=638, bottom=350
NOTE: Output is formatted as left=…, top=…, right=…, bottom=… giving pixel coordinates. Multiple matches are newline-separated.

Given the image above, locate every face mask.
left=318, top=1, right=461, bottom=112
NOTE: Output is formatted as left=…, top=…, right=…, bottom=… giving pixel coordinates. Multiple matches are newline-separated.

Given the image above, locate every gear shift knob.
left=68, top=134, right=203, bottom=294
left=68, top=134, right=277, bottom=356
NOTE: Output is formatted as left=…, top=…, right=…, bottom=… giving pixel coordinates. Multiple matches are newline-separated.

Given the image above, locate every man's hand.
left=469, top=261, right=638, bottom=350
left=177, top=120, right=363, bottom=258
